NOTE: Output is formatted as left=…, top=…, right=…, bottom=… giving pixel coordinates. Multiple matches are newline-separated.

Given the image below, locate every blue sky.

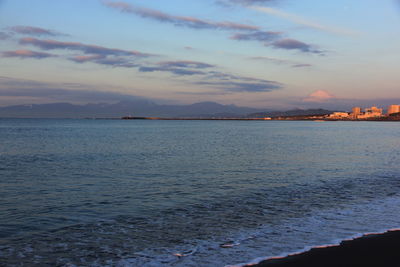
left=1, top=0, right=400, bottom=109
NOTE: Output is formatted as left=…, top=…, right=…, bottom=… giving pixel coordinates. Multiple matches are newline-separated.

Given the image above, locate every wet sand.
left=252, top=230, right=400, bottom=267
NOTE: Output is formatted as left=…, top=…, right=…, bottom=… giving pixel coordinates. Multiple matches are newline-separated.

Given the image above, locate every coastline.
left=121, top=116, right=400, bottom=121
left=248, top=230, right=400, bottom=267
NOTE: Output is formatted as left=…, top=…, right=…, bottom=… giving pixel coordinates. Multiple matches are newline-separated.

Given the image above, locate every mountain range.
left=0, top=100, right=335, bottom=118
left=0, top=100, right=265, bottom=118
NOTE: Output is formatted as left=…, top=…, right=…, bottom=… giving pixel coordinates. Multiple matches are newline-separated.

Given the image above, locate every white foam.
left=227, top=195, right=400, bottom=267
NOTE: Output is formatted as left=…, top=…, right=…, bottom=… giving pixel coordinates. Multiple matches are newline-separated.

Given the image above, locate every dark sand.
left=252, top=230, right=400, bottom=267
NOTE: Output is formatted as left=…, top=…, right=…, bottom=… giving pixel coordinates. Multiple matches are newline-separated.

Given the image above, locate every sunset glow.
left=1, top=0, right=400, bottom=109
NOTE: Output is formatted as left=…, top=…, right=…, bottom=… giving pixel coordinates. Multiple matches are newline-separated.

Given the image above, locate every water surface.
left=1, top=119, right=399, bottom=266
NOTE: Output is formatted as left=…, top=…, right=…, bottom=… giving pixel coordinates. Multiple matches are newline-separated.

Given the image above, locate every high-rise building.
left=388, top=105, right=400, bottom=115
left=352, top=107, right=361, bottom=115
left=351, top=107, right=362, bottom=119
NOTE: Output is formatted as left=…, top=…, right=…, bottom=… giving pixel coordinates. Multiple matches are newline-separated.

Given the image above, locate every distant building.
left=329, top=112, right=349, bottom=119
left=351, top=107, right=362, bottom=119
left=365, top=106, right=383, bottom=117
left=365, top=106, right=383, bottom=114
left=349, top=106, right=384, bottom=119
left=388, top=105, right=400, bottom=115
left=356, top=106, right=383, bottom=119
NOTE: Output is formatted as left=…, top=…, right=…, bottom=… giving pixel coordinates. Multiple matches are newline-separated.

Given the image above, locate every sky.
left=1, top=0, right=400, bottom=109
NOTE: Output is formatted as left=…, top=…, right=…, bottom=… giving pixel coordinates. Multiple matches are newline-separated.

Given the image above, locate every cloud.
left=104, top=1, right=259, bottom=31
left=292, top=63, right=312, bottom=68
left=69, top=55, right=105, bottom=63
left=19, top=37, right=151, bottom=57
left=9, top=25, right=65, bottom=36
left=2, top=49, right=56, bottom=59
left=230, top=31, right=282, bottom=42
left=270, top=38, right=324, bottom=54
left=249, top=6, right=359, bottom=36
left=0, top=76, right=146, bottom=103
left=177, top=91, right=229, bottom=96
left=103, top=1, right=323, bottom=55
left=197, top=71, right=283, bottom=92
left=15, top=35, right=284, bottom=94
left=249, top=56, right=295, bottom=64
left=232, top=32, right=322, bottom=54
left=18, top=37, right=153, bottom=67
left=138, top=60, right=214, bottom=75
left=69, top=55, right=139, bottom=68
left=19, top=41, right=211, bottom=70
left=159, top=61, right=214, bottom=69
left=249, top=56, right=312, bottom=68
left=137, top=60, right=283, bottom=92
left=135, top=58, right=282, bottom=92
left=196, top=80, right=282, bottom=92
left=0, top=32, right=11, bottom=40
left=139, top=66, right=206, bottom=76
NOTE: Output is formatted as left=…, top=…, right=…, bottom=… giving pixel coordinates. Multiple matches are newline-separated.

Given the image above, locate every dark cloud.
left=196, top=80, right=282, bottom=92
left=104, top=1, right=259, bottom=31
left=249, top=56, right=313, bottom=68
left=271, top=38, right=324, bottom=54
left=17, top=37, right=211, bottom=71
left=139, top=66, right=205, bottom=76
left=103, top=1, right=323, bottom=55
left=177, top=91, right=229, bottom=96
left=2, top=50, right=56, bottom=59
left=230, top=32, right=323, bottom=54
left=0, top=76, right=146, bottom=103
left=292, top=63, right=312, bottom=68
left=197, top=71, right=283, bottom=92
left=18, top=37, right=151, bottom=68
left=94, top=57, right=139, bottom=68
left=230, top=31, right=282, bottom=42
left=206, top=71, right=277, bottom=83
left=9, top=25, right=65, bottom=36
left=137, top=61, right=283, bottom=93
left=159, top=61, right=214, bottom=69
left=249, top=56, right=295, bottom=65
left=19, top=37, right=152, bottom=57
left=138, top=60, right=213, bottom=76
left=14, top=34, right=284, bottom=93
left=0, top=32, right=11, bottom=40
left=69, top=55, right=139, bottom=68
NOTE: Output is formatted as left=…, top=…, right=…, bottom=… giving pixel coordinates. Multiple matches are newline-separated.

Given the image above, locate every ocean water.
left=0, top=119, right=400, bottom=266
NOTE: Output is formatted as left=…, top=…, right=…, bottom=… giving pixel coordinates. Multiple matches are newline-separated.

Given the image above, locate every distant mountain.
left=0, top=100, right=265, bottom=118
left=247, top=108, right=334, bottom=118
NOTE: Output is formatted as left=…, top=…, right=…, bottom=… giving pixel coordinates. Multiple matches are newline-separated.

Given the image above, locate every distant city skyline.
left=1, top=0, right=400, bottom=109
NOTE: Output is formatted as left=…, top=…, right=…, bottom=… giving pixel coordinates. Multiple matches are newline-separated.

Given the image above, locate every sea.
left=0, top=119, right=400, bottom=266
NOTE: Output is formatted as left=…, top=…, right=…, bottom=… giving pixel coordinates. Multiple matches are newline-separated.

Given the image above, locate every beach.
left=253, top=230, right=400, bottom=267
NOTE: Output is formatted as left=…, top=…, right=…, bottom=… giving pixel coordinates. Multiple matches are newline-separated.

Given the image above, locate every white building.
left=329, top=112, right=350, bottom=119
left=388, top=105, right=400, bottom=115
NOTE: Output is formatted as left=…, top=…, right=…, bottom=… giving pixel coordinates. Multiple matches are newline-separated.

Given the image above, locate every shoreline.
left=245, top=229, right=400, bottom=267
left=121, top=116, right=400, bottom=122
